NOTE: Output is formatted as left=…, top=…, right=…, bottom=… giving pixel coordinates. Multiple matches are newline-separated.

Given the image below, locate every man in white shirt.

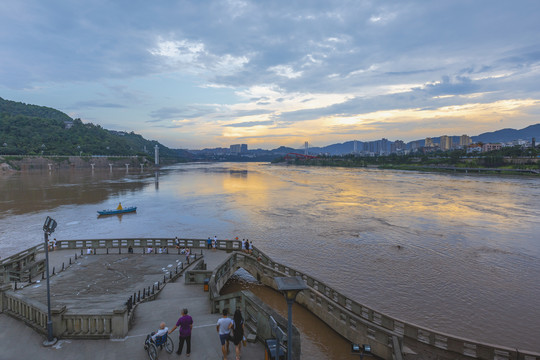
left=216, top=309, right=233, bottom=358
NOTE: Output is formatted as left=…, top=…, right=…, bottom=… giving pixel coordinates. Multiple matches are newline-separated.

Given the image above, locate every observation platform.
left=0, top=248, right=265, bottom=359
left=2, top=238, right=540, bottom=360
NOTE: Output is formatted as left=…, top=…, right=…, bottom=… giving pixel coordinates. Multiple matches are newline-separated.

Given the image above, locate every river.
left=0, top=162, right=539, bottom=352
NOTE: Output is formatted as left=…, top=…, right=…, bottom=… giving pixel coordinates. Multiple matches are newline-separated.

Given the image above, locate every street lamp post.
left=274, top=276, right=307, bottom=360
left=43, top=216, right=58, bottom=346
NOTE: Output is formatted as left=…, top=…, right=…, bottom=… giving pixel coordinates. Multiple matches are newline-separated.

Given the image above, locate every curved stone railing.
left=235, top=247, right=540, bottom=360
left=0, top=238, right=242, bottom=284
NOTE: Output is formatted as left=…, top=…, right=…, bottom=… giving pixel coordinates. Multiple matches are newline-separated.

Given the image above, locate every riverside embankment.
left=2, top=238, right=540, bottom=359
left=0, top=155, right=151, bottom=172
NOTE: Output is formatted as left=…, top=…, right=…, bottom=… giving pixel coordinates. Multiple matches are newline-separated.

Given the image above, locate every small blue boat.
left=97, top=206, right=137, bottom=216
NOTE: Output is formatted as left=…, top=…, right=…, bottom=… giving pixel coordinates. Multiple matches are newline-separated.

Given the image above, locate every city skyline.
left=1, top=1, right=539, bottom=150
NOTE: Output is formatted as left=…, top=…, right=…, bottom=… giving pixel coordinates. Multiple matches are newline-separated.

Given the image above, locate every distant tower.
left=460, top=135, right=472, bottom=147
left=440, top=135, right=451, bottom=150
left=304, top=141, right=309, bottom=155
left=154, top=145, right=159, bottom=166
left=353, top=140, right=358, bottom=154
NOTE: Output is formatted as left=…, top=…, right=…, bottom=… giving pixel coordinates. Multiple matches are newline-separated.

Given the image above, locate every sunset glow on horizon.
left=1, top=1, right=539, bottom=149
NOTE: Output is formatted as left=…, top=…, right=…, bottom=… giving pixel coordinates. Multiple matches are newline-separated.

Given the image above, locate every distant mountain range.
left=289, top=124, right=540, bottom=155
left=472, top=124, right=540, bottom=143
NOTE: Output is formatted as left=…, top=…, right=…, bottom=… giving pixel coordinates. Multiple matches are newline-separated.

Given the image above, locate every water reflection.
left=1, top=163, right=539, bottom=351
left=0, top=170, right=154, bottom=217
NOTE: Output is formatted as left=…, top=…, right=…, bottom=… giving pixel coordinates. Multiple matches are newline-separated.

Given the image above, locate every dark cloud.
left=70, top=101, right=127, bottom=109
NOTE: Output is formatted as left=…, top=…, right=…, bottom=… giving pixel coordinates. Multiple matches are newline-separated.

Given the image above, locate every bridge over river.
left=1, top=238, right=539, bottom=360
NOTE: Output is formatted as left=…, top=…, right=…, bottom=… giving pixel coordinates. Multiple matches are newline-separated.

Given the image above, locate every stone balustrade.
left=241, top=247, right=540, bottom=360
left=2, top=239, right=539, bottom=359
left=0, top=240, right=198, bottom=339
left=212, top=290, right=301, bottom=360
left=3, top=290, right=49, bottom=335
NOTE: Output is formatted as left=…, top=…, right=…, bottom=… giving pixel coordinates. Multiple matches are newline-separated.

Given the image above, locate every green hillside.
left=0, top=97, right=190, bottom=160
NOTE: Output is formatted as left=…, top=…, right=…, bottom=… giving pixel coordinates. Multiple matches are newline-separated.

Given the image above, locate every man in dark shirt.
left=169, top=308, right=193, bottom=356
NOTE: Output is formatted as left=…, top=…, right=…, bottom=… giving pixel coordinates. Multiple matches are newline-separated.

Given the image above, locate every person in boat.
left=117, top=202, right=123, bottom=210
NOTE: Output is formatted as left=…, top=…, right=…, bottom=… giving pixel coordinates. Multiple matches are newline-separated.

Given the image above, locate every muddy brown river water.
left=1, top=162, right=539, bottom=352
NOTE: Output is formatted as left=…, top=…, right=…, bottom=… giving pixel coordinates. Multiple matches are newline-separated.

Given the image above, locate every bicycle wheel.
left=147, top=342, right=158, bottom=360
left=165, top=336, right=174, bottom=354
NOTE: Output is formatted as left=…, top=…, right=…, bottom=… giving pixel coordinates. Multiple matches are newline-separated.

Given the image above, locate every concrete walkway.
left=0, top=249, right=265, bottom=360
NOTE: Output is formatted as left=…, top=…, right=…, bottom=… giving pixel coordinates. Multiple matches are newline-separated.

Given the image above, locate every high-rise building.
left=380, top=138, right=389, bottom=155
left=440, top=135, right=452, bottom=150
left=459, top=135, right=472, bottom=146
left=304, top=141, right=309, bottom=155
left=230, top=144, right=241, bottom=154
left=425, top=137, right=434, bottom=147
left=391, top=140, right=406, bottom=154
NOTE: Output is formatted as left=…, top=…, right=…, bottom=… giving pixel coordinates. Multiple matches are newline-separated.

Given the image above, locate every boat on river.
left=97, top=206, right=137, bottom=216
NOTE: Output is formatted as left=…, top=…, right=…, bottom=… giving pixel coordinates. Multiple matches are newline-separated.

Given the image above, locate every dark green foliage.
left=0, top=97, right=72, bottom=122
left=275, top=147, right=539, bottom=173
left=0, top=97, right=190, bottom=160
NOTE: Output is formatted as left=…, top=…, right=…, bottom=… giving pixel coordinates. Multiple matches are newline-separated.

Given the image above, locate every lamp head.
left=351, top=343, right=371, bottom=354
left=43, top=216, right=57, bottom=234
left=274, top=276, right=307, bottom=302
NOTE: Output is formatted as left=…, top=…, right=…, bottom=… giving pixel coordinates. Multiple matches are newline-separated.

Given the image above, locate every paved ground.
left=0, top=249, right=265, bottom=360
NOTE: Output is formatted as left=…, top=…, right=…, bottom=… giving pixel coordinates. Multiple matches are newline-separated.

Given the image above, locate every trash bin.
left=203, top=278, right=209, bottom=292
left=264, top=339, right=285, bottom=360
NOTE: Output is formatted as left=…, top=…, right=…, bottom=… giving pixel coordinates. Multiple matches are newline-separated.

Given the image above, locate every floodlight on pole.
left=274, top=276, right=307, bottom=360
left=43, top=216, right=58, bottom=346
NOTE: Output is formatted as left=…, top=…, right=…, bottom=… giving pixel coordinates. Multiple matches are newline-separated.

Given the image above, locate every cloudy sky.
left=1, top=1, right=539, bottom=150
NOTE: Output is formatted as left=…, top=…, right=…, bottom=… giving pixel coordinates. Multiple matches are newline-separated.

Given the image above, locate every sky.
left=1, top=1, right=540, bottom=150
